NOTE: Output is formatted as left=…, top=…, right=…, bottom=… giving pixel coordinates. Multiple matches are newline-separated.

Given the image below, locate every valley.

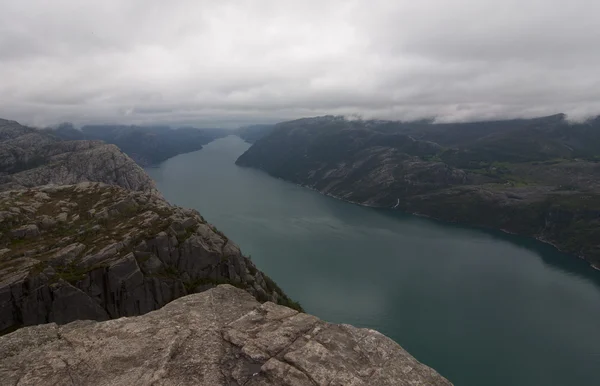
left=148, top=136, right=600, bottom=386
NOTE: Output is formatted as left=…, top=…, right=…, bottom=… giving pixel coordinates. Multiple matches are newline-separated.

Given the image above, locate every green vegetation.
left=163, top=265, right=179, bottom=277
left=54, top=262, right=107, bottom=285
left=263, top=273, right=304, bottom=312
left=210, top=224, right=228, bottom=241
left=176, top=226, right=196, bottom=243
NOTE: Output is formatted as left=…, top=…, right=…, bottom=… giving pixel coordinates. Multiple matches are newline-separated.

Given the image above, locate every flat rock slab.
left=0, top=285, right=452, bottom=386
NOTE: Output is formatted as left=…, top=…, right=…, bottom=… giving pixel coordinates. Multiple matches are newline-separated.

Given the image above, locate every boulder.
left=10, top=224, right=40, bottom=239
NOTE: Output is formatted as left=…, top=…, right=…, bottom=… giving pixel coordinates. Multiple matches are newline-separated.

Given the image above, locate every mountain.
left=47, top=123, right=229, bottom=166
left=0, top=118, right=451, bottom=385
left=235, top=124, right=275, bottom=143
left=236, top=115, right=600, bottom=267
left=0, top=182, right=299, bottom=334
left=0, top=285, right=451, bottom=386
left=0, top=119, right=155, bottom=192
left=0, top=118, right=301, bottom=335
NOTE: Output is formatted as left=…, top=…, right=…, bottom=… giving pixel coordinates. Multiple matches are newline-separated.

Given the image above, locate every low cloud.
left=1, top=0, right=599, bottom=127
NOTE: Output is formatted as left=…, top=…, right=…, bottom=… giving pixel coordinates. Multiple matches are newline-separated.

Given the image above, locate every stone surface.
left=0, top=182, right=299, bottom=333
left=0, top=118, right=157, bottom=193
left=0, top=285, right=452, bottom=385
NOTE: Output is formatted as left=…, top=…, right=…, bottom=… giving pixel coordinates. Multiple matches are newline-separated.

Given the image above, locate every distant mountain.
left=235, top=124, right=275, bottom=143
left=47, top=124, right=229, bottom=166
left=236, top=114, right=600, bottom=267
left=0, top=119, right=155, bottom=192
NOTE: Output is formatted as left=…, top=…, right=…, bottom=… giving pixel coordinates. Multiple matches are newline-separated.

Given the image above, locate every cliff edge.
left=0, top=182, right=298, bottom=334
left=0, top=285, right=452, bottom=386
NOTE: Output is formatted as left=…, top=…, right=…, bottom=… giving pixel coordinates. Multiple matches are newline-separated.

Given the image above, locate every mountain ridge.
left=236, top=114, right=600, bottom=267
left=46, top=123, right=229, bottom=166
left=0, top=119, right=156, bottom=193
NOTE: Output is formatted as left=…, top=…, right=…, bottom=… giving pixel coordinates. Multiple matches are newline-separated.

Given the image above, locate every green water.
left=146, top=136, right=600, bottom=386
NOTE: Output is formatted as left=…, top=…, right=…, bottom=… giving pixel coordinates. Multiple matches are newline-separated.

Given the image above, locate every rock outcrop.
left=0, top=182, right=299, bottom=334
left=0, top=119, right=156, bottom=192
left=0, top=285, right=452, bottom=385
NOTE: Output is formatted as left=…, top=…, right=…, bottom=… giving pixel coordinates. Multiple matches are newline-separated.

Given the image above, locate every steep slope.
left=0, top=285, right=452, bottom=386
left=48, top=123, right=229, bottom=166
left=0, top=119, right=156, bottom=192
left=0, top=182, right=299, bottom=334
left=236, top=116, right=464, bottom=204
left=235, top=124, right=275, bottom=143
left=237, top=115, right=600, bottom=267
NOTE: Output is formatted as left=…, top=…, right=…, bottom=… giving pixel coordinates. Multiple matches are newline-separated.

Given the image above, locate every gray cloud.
left=0, top=0, right=599, bottom=127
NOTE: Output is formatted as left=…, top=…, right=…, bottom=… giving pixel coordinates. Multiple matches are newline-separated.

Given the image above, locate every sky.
left=1, top=0, right=599, bottom=128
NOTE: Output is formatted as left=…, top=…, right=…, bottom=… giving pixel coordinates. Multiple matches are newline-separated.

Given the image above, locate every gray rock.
left=0, top=119, right=158, bottom=193
left=52, top=243, right=86, bottom=265
left=33, top=192, right=50, bottom=200
left=48, top=281, right=110, bottom=324
left=0, top=183, right=298, bottom=333
left=10, top=224, right=40, bottom=239
left=38, top=215, right=57, bottom=229
left=0, top=285, right=452, bottom=386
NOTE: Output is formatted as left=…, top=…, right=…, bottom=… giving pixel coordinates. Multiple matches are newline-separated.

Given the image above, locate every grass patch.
left=176, top=227, right=196, bottom=243
left=163, top=265, right=179, bottom=278
left=263, top=273, right=304, bottom=312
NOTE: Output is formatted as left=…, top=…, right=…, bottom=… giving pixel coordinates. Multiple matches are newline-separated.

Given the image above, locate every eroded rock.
left=0, top=182, right=299, bottom=333
left=0, top=285, right=452, bottom=386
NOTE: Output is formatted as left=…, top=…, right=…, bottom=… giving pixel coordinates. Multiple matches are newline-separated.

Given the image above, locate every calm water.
left=147, top=136, right=600, bottom=386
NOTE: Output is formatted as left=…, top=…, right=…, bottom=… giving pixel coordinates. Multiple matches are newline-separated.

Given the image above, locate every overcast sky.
left=1, top=0, right=599, bottom=127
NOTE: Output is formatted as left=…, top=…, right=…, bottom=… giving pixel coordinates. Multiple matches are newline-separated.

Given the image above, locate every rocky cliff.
left=0, top=285, right=452, bottom=386
left=0, top=182, right=299, bottom=334
left=237, top=116, right=600, bottom=267
left=0, top=117, right=453, bottom=385
left=0, top=119, right=156, bottom=192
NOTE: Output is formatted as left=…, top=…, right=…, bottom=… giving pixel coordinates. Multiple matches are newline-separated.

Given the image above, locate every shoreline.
left=290, top=179, right=600, bottom=272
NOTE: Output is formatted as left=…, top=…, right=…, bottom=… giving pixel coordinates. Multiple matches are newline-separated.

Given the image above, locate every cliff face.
left=0, top=182, right=299, bottom=334
left=236, top=116, right=600, bottom=267
left=0, top=119, right=156, bottom=192
left=0, top=285, right=452, bottom=386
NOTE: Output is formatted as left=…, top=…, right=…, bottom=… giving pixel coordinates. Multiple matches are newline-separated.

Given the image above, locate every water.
left=146, top=136, right=600, bottom=386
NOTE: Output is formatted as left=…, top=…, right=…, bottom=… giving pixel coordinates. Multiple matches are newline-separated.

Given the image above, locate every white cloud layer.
left=1, top=0, right=599, bottom=127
